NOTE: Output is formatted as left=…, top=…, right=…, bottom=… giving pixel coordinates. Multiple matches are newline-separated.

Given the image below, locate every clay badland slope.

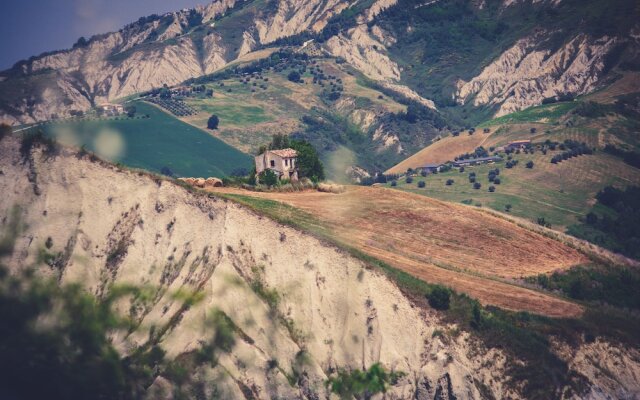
left=0, top=135, right=517, bottom=398
left=2, top=136, right=639, bottom=398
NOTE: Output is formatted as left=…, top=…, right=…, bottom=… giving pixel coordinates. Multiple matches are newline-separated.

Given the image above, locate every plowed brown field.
left=213, top=186, right=586, bottom=317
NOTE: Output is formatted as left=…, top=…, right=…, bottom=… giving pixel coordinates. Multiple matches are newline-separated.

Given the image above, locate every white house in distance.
left=255, top=148, right=299, bottom=181
left=98, top=103, right=124, bottom=115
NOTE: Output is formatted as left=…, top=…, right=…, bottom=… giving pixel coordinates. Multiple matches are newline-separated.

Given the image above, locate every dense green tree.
left=471, top=303, right=485, bottom=330
left=259, top=169, right=278, bottom=187
left=428, top=286, right=451, bottom=310
left=72, top=36, right=88, bottom=48
left=207, top=114, right=219, bottom=129
left=0, top=124, right=11, bottom=141
left=269, top=133, right=290, bottom=150
left=290, top=140, right=325, bottom=181
left=125, top=105, right=136, bottom=118
left=326, top=363, right=403, bottom=400
left=287, top=71, right=301, bottom=82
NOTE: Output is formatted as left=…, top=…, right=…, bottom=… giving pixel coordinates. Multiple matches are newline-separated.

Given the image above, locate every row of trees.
left=359, top=173, right=400, bottom=186
left=604, top=144, right=640, bottom=169
left=550, top=143, right=593, bottom=164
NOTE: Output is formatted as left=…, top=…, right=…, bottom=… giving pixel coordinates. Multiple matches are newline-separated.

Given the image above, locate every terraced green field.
left=39, top=101, right=251, bottom=177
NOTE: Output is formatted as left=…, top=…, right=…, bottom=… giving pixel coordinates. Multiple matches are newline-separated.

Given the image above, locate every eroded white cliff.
left=456, top=33, right=619, bottom=116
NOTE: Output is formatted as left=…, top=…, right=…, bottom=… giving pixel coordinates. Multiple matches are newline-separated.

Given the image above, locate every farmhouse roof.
left=270, top=148, right=298, bottom=158
left=508, top=140, right=531, bottom=145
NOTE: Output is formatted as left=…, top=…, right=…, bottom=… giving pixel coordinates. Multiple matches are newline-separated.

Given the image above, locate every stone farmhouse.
left=505, top=140, right=532, bottom=150
left=255, top=148, right=299, bottom=182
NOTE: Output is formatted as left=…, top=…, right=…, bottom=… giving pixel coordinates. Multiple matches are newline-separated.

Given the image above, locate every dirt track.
left=212, top=186, right=586, bottom=317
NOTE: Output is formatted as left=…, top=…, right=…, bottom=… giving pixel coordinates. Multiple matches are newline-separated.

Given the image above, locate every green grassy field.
left=387, top=150, right=640, bottom=228
left=39, top=101, right=251, bottom=177
left=480, top=102, right=580, bottom=126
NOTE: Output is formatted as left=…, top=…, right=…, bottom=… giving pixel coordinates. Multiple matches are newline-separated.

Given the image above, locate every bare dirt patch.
left=211, top=186, right=586, bottom=317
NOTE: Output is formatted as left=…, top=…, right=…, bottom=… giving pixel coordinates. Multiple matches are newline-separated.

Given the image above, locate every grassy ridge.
left=39, top=101, right=251, bottom=177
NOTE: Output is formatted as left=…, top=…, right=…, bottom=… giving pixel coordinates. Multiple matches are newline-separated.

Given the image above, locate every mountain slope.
left=2, top=0, right=638, bottom=129
left=0, top=0, right=350, bottom=124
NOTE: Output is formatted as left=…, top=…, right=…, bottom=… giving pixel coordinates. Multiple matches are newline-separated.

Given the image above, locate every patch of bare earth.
left=212, top=186, right=586, bottom=317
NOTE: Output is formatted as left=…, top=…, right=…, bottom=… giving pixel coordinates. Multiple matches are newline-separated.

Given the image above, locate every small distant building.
left=98, top=103, right=124, bottom=115
left=505, top=140, right=532, bottom=151
left=255, top=148, right=299, bottom=181
left=172, top=86, right=191, bottom=95
left=416, top=163, right=442, bottom=174
left=452, top=156, right=502, bottom=167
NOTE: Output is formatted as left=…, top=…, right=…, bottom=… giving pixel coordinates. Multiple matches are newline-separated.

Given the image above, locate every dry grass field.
left=386, top=132, right=490, bottom=174
left=211, top=186, right=586, bottom=317
left=585, top=72, right=640, bottom=103
left=387, top=120, right=603, bottom=177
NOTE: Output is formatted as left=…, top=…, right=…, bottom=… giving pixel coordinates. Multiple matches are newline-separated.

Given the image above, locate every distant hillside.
left=1, top=0, right=638, bottom=173
left=385, top=74, right=640, bottom=259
